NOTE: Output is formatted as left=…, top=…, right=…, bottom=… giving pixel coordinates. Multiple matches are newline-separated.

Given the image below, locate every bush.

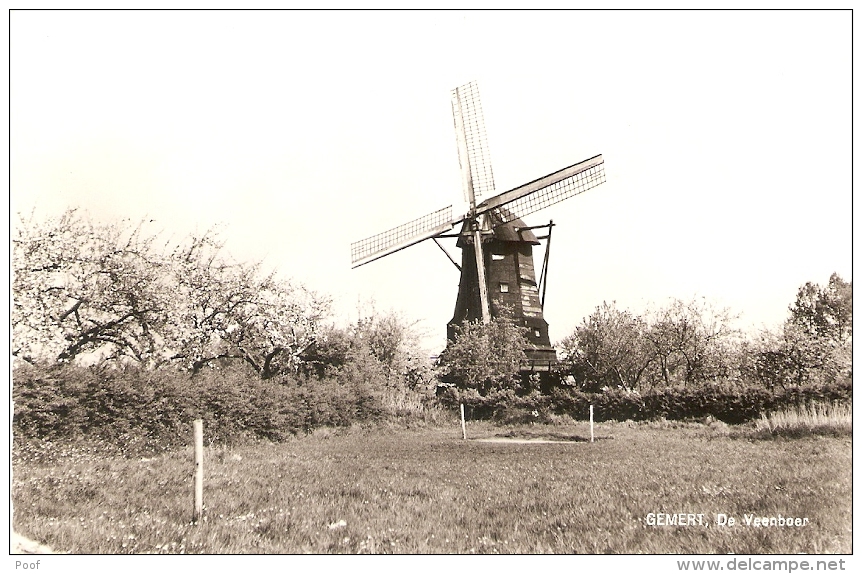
left=12, top=363, right=389, bottom=455
left=437, top=377, right=852, bottom=425
left=438, top=387, right=554, bottom=422
left=437, top=310, right=528, bottom=395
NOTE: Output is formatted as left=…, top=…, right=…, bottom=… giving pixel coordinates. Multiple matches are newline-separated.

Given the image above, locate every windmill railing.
left=437, top=358, right=561, bottom=373
left=520, top=359, right=558, bottom=372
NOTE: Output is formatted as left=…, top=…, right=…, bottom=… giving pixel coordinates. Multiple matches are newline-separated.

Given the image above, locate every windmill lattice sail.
left=476, top=154, right=605, bottom=225
left=349, top=154, right=606, bottom=267
left=451, top=81, right=496, bottom=202
left=350, top=205, right=456, bottom=268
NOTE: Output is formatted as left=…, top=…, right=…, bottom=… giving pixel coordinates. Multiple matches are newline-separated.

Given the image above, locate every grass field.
left=11, top=419, right=852, bottom=554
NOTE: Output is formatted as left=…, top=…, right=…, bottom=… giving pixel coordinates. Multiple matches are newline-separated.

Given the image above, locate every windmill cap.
left=457, top=206, right=540, bottom=246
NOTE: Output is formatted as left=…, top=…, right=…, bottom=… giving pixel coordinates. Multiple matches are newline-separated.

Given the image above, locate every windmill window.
left=499, top=282, right=509, bottom=293
left=534, top=329, right=541, bottom=338
left=491, top=253, right=505, bottom=261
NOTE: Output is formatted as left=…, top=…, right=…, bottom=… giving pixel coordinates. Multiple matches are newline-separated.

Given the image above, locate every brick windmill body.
left=351, top=82, right=606, bottom=373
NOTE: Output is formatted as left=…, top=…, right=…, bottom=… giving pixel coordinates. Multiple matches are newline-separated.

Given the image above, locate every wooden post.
left=460, top=403, right=467, bottom=440
left=540, top=220, right=553, bottom=308
left=589, top=405, right=594, bottom=443
left=193, top=419, right=203, bottom=522
left=472, top=225, right=491, bottom=324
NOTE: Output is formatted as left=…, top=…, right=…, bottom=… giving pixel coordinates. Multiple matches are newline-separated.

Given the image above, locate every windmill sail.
left=451, top=81, right=496, bottom=203
left=476, top=154, right=606, bottom=225
left=349, top=154, right=605, bottom=269
left=350, top=205, right=459, bottom=268
left=350, top=84, right=606, bottom=273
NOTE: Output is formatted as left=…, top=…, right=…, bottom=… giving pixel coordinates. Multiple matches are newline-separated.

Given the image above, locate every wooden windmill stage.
left=351, top=81, right=606, bottom=372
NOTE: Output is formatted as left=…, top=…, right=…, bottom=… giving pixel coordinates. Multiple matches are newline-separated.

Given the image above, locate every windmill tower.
left=351, top=81, right=606, bottom=370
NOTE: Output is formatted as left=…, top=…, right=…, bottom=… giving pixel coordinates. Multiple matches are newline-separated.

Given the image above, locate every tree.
left=12, top=209, right=330, bottom=378
left=222, top=275, right=329, bottom=379
left=161, top=229, right=258, bottom=373
left=162, top=230, right=330, bottom=379
left=755, top=273, right=852, bottom=388
left=355, top=311, right=434, bottom=391
left=644, top=297, right=739, bottom=386
left=788, top=273, right=852, bottom=344
left=12, top=209, right=170, bottom=366
left=753, top=323, right=828, bottom=389
left=558, top=301, right=652, bottom=391
left=437, top=309, right=528, bottom=395
left=558, top=297, right=741, bottom=390
left=300, top=309, right=435, bottom=392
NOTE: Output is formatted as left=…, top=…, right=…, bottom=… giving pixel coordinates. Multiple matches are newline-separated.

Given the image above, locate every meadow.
left=11, top=417, right=851, bottom=554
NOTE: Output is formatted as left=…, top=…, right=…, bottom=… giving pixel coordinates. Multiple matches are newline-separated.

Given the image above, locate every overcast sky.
left=10, top=10, right=852, bottom=352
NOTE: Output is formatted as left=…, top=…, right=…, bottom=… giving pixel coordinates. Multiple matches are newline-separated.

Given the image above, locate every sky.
left=9, top=10, right=853, bottom=353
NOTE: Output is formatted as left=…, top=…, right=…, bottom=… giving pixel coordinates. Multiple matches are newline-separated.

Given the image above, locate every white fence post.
left=194, top=419, right=203, bottom=522
left=590, top=405, right=594, bottom=443
left=460, top=403, right=467, bottom=440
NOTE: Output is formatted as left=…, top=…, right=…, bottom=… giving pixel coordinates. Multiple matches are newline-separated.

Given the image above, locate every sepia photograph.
left=8, top=8, right=853, bottom=568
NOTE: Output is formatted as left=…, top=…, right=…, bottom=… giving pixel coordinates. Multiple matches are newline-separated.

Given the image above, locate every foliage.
left=219, top=277, right=329, bottom=379
left=442, top=377, right=851, bottom=425
left=559, top=280, right=851, bottom=393
left=558, top=301, right=651, bottom=391
left=752, top=273, right=852, bottom=389
left=164, top=239, right=330, bottom=379
left=11, top=363, right=387, bottom=451
left=12, top=209, right=330, bottom=379
left=438, top=386, right=552, bottom=420
left=162, top=230, right=258, bottom=373
left=644, top=297, right=740, bottom=385
left=300, top=309, right=437, bottom=409
left=349, top=311, right=434, bottom=392
left=12, top=209, right=170, bottom=366
left=437, top=309, right=528, bottom=395
left=559, top=298, right=740, bottom=390
left=788, top=273, right=852, bottom=344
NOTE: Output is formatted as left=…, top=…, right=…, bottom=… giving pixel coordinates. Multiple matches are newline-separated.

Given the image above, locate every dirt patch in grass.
left=472, top=437, right=586, bottom=444
left=477, top=426, right=613, bottom=443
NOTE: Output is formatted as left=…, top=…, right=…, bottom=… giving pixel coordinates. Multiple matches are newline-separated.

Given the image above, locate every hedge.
left=12, top=364, right=384, bottom=454
left=14, top=365, right=852, bottom=455
left=440, top=380, right=852, bottom=424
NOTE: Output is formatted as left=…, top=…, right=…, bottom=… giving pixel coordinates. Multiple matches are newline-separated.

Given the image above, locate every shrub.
left=12, top=363, right=391, bottom=455
left=437, top=377, right=851, bottom=425
left=437, top=310, right=528, bottom=395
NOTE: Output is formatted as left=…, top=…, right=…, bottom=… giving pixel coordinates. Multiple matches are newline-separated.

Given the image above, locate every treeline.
left=553, top=276, right=851, bottom=392
left=11, top=209, right=852, bottom=443
left=435, top=277, right=851, bottom=398
left=13, top=209, right=327, bottom=377
left=435, top=275, right=851, bottom=423
left=12, top=209, right=436, bottom=389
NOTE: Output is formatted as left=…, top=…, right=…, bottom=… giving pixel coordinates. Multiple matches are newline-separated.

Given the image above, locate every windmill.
left=350, top=81, right=606, bottom=369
